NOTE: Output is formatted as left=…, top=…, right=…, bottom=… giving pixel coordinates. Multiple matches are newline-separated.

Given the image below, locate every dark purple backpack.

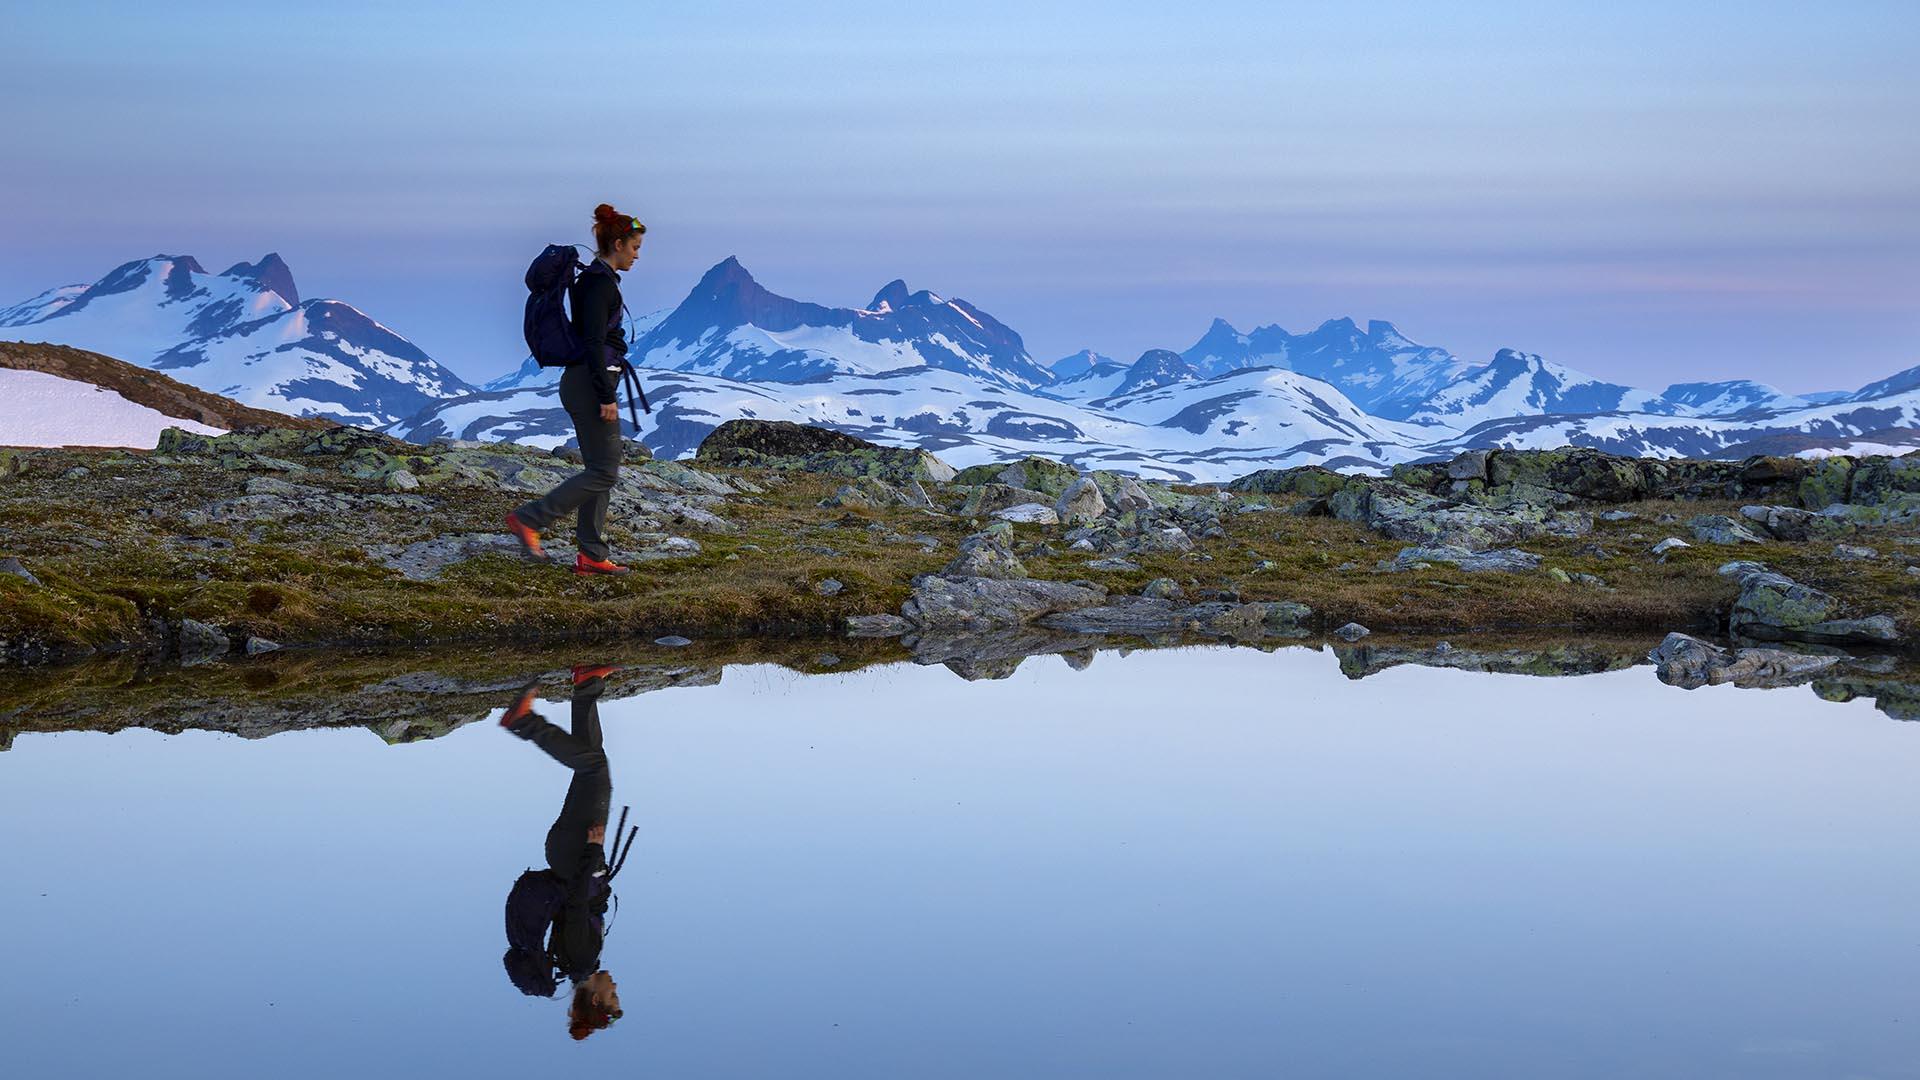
left=523, top=244, right=585, bottom=367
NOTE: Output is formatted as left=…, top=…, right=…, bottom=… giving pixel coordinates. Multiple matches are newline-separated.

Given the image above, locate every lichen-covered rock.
left=1796, top=456, right=1854, bottom=509
left=957, top=484, right=1052, bottom=517
left=1055, top=475, right=1107, bottom=524
left=941, top=532, right=1028, bottom=580
left=1737, top=504, right=1830, bottom=542
left=693, top=420, right=955, bottom=484
left=952, top=456, right=1079, bottom=498
left=1334, top=622, right=1370, bottom=642
left=1140, top=577, right=1183, bottom=600
left=1226, top=466, right=1351, bottom=499
left=1730, top=570, right=1901, bottom=644
left=176, top=618, right=230, bottom=663
left=1651, top=537, right=1691, bottom=555
left=821, top=476, right=931, bottom=511
left=900, top=576, right=1103, bottom=632
left=1688, top=514, right=1767, bottom=545
left=990, top=502, right=1059, bottom=525
left=1446, top=450, right=1491, bottom=482
left=1386, top=546, right=1542, bottom=573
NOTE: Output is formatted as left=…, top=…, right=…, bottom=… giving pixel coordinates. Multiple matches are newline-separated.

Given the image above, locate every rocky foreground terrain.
left=1, top=419, right=1916, bottom=674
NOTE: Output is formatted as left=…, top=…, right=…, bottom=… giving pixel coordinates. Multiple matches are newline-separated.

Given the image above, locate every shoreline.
left=2, top=422, right=1915, bottom=668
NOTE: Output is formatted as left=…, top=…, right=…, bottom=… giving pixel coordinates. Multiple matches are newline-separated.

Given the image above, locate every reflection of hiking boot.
left=574, top=554, right=632, bottom=576
left=505, top=512, right=545, bottom=560
left=500, top=681, right=542, bottom=734
left=571, top=664, right=622, bottom=686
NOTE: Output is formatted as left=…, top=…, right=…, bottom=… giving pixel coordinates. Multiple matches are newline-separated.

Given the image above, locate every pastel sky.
left=4, top=0, right=1916, bottom=391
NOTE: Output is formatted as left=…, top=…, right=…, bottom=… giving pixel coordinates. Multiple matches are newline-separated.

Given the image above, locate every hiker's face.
left=589, top=971, right=621, bottom=1011
left=612, top=233, right=642, bottom=271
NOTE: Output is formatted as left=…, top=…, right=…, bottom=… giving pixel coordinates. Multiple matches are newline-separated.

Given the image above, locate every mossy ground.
left=2, top=443, right=1917, bottom=662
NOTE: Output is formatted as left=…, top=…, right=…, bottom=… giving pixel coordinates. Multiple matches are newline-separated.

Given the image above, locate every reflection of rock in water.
left=1332, top=640, right=1647, bottom=681
left=1647, top=632, right=1839, bottom=690
left=1813, top=674, right=1920, bottom=721
left=7, top=629, right=1918, bottom=748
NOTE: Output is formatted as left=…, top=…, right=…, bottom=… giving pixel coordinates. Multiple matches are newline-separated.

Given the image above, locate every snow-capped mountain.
left=1401, top=348, right=1676, bottom=428
left=0, top=254, right=473, bottom=427
left=1107, top=349, right=1201, bottom=398
left=1432, top=382, right=1920, bottom=460
left=1652, top=380, right=1806, bottom=416
left=628, top=257, right=1055, bottom=391
left=1848, top=363, right=1920, bottom=404
left=1048, top=348, right=1113, bottom=380
left=1181, top=316, right=1476, bottom=418
left=1045, top=357, right=1133, bottom=400
left=391, top=361, right=1431, bottom=482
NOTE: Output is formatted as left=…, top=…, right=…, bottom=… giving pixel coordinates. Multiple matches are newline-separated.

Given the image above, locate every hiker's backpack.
left=502, top=867, right=611, bottom=998
left=524, top=244, right=585, bottom=367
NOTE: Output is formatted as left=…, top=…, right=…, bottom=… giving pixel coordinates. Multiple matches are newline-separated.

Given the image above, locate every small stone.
left=1906, top=566, right=1920, bottom=577
left=243, top=636, right=281, bottom=656
left=1598, top=509, right=1636, bottom=522
left=61, top=466, right=91, bottom=481
left=653, top=635, right=692, bottom=647
left=1650, top=537, right=1690, bottom=555
left=1717, top=560, right=1769, bottom=579
left=1334, top=622, right=1370, bottom=642
left=1140, top=577, right=1183, bottom=600
left=176, top=618, right=231, bottom=662
left=814, top=578, right=844, bottom=596
left=990, top=502, right=1061, bottom=525
left=1545, top=567, right=1571, bottom=584
left=1085, top=557, right=1141, bottom=572
left=386, top=469, right=420, bottom=491
left=1833, top=544, right=1879, bottom=560
left=0, top=557, right=40, bottom=586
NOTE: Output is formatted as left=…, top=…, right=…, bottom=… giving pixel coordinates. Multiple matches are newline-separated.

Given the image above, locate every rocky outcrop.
left=694, top=419, right=956, bottom=484
left=1385, top=546, right=1542, bottom=572
left=1054, top=475, right=1107, bottom=524
left=1647, top=632, right=1839, bottom=689
left=900, top=576, right=1105, bottom=633
left=1726, top=566, right=1902, bottom=645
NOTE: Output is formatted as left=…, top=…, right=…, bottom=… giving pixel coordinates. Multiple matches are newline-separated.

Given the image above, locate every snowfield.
left=0, top=368, right=224, bottom=447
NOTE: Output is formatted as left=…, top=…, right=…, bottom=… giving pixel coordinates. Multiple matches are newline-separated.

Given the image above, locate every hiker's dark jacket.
left=570, top=259, right=628, bottom=406
left=552, top=841, right=609, bottom=979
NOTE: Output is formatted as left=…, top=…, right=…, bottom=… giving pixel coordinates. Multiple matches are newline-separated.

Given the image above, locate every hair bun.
left=593, top=203, right=619, bottom=223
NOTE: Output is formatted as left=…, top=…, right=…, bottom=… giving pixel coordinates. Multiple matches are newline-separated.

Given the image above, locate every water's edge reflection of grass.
left=2, top=630, right=1915, bottom=750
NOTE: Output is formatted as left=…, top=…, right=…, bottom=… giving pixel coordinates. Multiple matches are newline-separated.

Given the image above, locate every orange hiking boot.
left=504, top=512, right=545, bottom=560
left=572, top=664, right=623, bottom=685
left=574, top=554, right=632, bottom=576
left=500, top=681, right=541, bottom=732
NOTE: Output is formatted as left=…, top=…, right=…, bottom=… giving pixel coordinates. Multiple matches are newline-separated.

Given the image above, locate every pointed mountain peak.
left=693, top=256, right=761, bottom=290
left=1314, top=316, right=1361, bottom=335
left=1206, top=317, right=1241, bottom=335
left=869, top=279, right=911, bottom=312
left=221, top=252, right=299, bottom=306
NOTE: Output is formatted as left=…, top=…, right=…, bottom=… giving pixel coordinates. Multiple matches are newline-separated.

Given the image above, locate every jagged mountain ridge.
left=0, top=254, right=473, bottom=427
left=628, top=257, right=1055, bottom=391
left=4, top=252, right=1916, bottom=475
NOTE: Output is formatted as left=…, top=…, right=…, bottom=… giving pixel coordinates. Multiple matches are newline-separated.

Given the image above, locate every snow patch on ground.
left=0, top=368, right=224, bottom=447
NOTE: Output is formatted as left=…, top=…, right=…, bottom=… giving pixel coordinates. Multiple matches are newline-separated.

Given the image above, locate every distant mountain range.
left=0, top=254, right=472, bottom=427
left=4, top=252, right=1916, bottom=479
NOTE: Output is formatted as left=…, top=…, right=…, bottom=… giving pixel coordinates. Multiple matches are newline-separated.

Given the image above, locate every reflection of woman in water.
left=500, top=664, right=635, bottom=1040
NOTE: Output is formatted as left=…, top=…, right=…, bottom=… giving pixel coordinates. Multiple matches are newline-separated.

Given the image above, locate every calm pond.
left=2, top=639, right=1916, bottom=1079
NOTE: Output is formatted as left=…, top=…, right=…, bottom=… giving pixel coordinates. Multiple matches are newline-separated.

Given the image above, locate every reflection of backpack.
left=523, top=244, right=585, bottom=368
left=501, top=812, right=638, bottom=998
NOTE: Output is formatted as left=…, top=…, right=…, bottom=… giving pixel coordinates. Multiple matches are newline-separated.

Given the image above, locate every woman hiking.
left=506, top=203, right=646, bottom=575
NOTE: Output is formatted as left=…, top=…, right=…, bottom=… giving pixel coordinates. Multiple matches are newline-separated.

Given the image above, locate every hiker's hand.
left=599, top=403, right=618, bottom=424
left=588, top=825, right=607, bottom=844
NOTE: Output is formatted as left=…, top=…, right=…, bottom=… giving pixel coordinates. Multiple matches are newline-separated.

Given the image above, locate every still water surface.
left=2, top=645, right=1916, bottom=1079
